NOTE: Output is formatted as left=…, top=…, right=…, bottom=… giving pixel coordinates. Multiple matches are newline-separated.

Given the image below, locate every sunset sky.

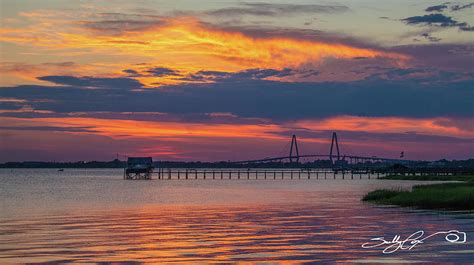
left=1, top=0, right=473, bottom=162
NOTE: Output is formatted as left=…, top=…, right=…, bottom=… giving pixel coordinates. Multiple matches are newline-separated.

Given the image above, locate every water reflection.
left=1, top=203, right=473, bottom=263
left=0, top=169, right=472, bottom=263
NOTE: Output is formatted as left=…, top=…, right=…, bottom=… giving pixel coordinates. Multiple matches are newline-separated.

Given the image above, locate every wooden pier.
left=123, top=168, right=395, bottom=180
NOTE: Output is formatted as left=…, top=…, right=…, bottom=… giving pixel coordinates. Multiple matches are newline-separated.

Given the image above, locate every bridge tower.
left=289, top=134, right=300, bottom=163
left=329, top=132, right=340, bottom=164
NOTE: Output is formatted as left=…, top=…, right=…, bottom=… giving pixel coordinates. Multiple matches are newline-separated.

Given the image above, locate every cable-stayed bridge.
left=232, top=132, right=413, bottom=165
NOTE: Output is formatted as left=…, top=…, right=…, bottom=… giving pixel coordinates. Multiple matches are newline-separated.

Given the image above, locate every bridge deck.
left=233, top=154, right=413, bottom=164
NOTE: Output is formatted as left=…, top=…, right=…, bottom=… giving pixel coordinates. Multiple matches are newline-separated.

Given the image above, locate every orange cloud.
left=74, top=17, right=409, bottom=74
left=0, top=116, right=285, bottom=140
left=1, top=14, right=409, bottom=86
left=294, top=116, right=474, bottom=138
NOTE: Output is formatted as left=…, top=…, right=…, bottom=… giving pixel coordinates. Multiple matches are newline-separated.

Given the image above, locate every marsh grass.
left=363, top=175, right=474, bottom=210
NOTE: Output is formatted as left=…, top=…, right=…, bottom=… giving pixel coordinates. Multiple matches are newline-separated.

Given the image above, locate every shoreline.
left=362, top=175, right=474, bottom=211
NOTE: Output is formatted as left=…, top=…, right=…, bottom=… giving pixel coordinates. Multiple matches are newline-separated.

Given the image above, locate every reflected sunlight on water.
left=0, top=169, right=473, bottom=263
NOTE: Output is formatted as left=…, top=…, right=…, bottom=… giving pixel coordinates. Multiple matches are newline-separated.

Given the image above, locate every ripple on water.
left=0, top=169, right=473, bottom=263
left=0, top=203, right=473, bottom=263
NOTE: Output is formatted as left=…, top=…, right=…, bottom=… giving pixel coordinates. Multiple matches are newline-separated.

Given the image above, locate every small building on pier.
left=124, top=157, right=154, bottom=180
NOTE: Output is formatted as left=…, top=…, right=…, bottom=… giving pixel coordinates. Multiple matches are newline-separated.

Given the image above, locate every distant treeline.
left=1, top=158, right=474, bottom=169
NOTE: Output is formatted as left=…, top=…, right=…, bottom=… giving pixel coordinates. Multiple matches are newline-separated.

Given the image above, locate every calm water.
left=0, top=169, right=473, bottom=264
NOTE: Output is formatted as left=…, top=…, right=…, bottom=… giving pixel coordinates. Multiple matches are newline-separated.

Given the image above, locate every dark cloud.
left=366, top=67, right=474, bottom=83
left=206, top=3, right=349, bottom=17
left=451, top=22, right=473, bottom=31
left=146, top=67, right=180, bottom=77
left=0, top=126, right=95, bottom=133
left=244, top=2, right=349, bottom=13
left=402, top=13, right=474, bottom=31
left=425, top=4, right=449, bottom=12
left=421, top=32, right=442, bottom=42
left=37, top=76, right=143, bottom=90
left=424, top=2, right=473, bottom=12
left=82, top=13, right=166, bottom=35
left=179, top=68, right=294, bottom=82
left=451, top=2, right=474, bottom=11
left=207, top=8, right=274, bottom=17
left=123, top=69, right=140, bottom=77
left=196, top=71, right=230, bottom=77
left=181, top=68, right=318, bottom=82
left=2, top=74, right=473, bottom=120
left=230, top=68, right=293, bottom=79
left=298, top=69, right=320, bottom=78
left=84, top=19, right=165, bottom=34
left=390, top=44, right=474, bottom=71
left=122, top=67, right=181, bottom=78
left=0, top=101, right=24, bottom=111
left=403, top=13, right=457, bottom=26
